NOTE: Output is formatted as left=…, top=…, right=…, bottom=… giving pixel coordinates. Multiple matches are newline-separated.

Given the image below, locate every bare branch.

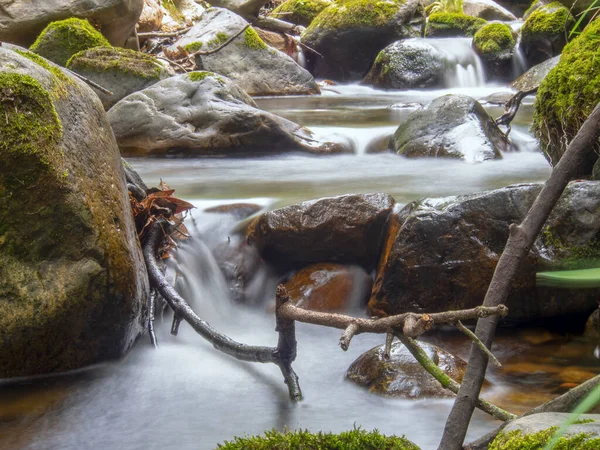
left=148, top=289, right=158, bottom=348
left=340, top=322, right=360, bottom=351
left=138, top=27, right=192, bottom=38
left=455, top=321, right=501, bottom=368
left=383, top=332, right=394, bottom=359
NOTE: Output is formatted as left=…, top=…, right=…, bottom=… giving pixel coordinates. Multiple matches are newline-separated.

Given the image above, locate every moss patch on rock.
left=489, top=428, right=600, bottom=449
left=532, top=18, right=600, bottom=170
left=243, top=27, right=268, bottom=50
left=66, top=46, right=164, bottom=80
left=305, top=0, right=405, bottom=33
left=426, top=12, right=487, bottom=37
left=521, top=2, right=574, bottom=37
left=13, top=49, right=75, bottom=99
left=217, top=428, right=421, bottom=449
left=30, top=18, right=111, bottom=67
left=187, top=71, right=219, bottom=82
left=473, top=22, right=515, bottom=58
left=271, top=0, right=332, bottom=27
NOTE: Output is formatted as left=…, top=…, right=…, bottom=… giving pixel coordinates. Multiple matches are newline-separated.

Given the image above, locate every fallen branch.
left=65, top=68, right=114, bottom=95
left=495, top=87, right=538, bottom=137
left=455, top=321, right=501, bottom=368
left=185, top=23, right=252, bottom=59
left=138, top=27, right=192, bottom=38
left=143, top=219, right=302, bottom=401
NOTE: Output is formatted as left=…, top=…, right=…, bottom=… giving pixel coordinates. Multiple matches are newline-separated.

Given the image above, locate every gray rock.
left=510, top=55, right=559, bottom=92
left=500, top=413, right=600, bottom=441
left=247, top=193, right=395, bottom=270
left=368, top=181, right=600, bottom=322
left=166, top=8, right=318, bottom=96
left=0, top=44, right=148, bottom=378
left=300, top=0, right=425, bottom=80
left=463, top=0, right=517, bottom=20
left=346, top=340, right=467, bottom=398
left=108, top=71, right=350, bottom=155
left=390, top=94, right=509, bottom=162
left=0, top=0, right=143, bottom=48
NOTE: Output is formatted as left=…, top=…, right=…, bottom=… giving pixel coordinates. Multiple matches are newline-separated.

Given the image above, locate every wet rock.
left=509, top=55, right=559, bottom=92
left=520, top=2, right=574, bottom=66
left=213, top=239, right=262, bottom=303
left=472, top=22, right=516, bottom=81
left=585, top=308, right=600, bottom=338
left=204, top=203, right=262, bottom=220
left=284, top=263, right=373, bottom=312
left=67, top=46, right=174, bottom=109
left=166, top=8, right=318, bottom=96
left=365, top=132, right=394, bottom=154
left=138, top=0, right=164, bottom=33
left=247, top=193, right=395, bottom=271
left=368, top=181, right=600, bottom=321
left=390, top=94, right=509, bottom=162
left=0, top=0, right=143, bottom=48
left=463, top=0, right=517, bottom=20
left=270, top=0, right=333, bottom=27
left=362, top=39, right=446, bottom=89
left=300, top=0, right=425, bottom=80
left=478, top=91, right=513, bottom=105
left=108, top=71, right=350, bottom=156
left=346, top=340, right=467, bottom=398
left=425, top=13, right=487, bottom=37
left=0, top=44, right=149, bottom=378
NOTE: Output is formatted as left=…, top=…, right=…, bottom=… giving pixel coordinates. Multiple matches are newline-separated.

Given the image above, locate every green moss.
left=521, top=2, right=574, bottom=37
left=30, top=18, right=111, bottom=67
left=66, top=46, right=164, bottom=80
left=162, top=0, right=186, bottom=23
left=216, top=428, right=421, bottom=449
left=305, top=0, right=404, bottom=33
left=187, top=71, right=219, bottom=82
left=489, top=428, right=600, bottom=449
left=532, top=18, right=600, bottom=167
left=574, top=418, right=596, bottom=424
left=13, top=49, right=75, bottom=99
left=540, top=225, right=600, bottom=269
left=243, top=27, right=268, bottom=50
left=425, top=12, right=487, bottom=37
left=184, top=41, right=203, bottom=53
left=473, top=23, right=515, bottom=58
left=271, top=0, right=332, bottom=27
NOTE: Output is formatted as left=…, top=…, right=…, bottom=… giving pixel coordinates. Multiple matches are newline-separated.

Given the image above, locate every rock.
left=463, top=0, right=517, bottom=20
left=368, top=181, right=600, bottom=321
left=270, top=0, right=333, bottom=27
left=67, top=46, right=174, bottom=109
left=138, top=0, right=164, bottom=33
left=161, top=0, right=205, bottom=28
left=520, top=2, right=575, bottom=66
left=473, top=22, right=516, bottom=80
left=284, top=263, right=373, bottom=311
left=300, top=0, right=425, bottom=80
left=362, top=39, right=446, bottom=89
left=212, top=239, right=262, bottom=303
left=491, top=413, right=600, bottom=448
left=0, top=44, right=149, bottom=378
left=346, top=340, right=467, bottom=398
left=365, top=131, right=394, bottom=154
left=0, top=0, right=143, bottom=48
left=478, top=91, right=513, bottom=105
left=29, top=18, right=111, bottom=67
left=532, top=18, right=600, bottom=176
left=585, top=308, right=600, bottom=338
left=523, top=0, right=549, bottom=19
left=425, top=13, right=487, bottom=37
left=204, top=203, right=262, bottom=220
left=166, top=8, right=318, bottom=96
left=509, top=54, right=559, bottom=91
left=254, top=28, right=299, bottom=62
left=390, top=94, right=509, bottom=162
left=108, top=71, right=350, bottom=156
left=247, top=193, right=394, bottom=270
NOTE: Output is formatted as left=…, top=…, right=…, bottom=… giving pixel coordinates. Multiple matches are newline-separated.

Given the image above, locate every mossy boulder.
left=165, top=8, right=318, bottom=96
left=425, top=13, right=487, bottom=37
left=472, top=22, right=516, bottom=80
left=346, top=340, right=467, bottom=398
left=532, top=18, right=600, bottom=176
left=0, top=44, right=149, bottom=378
left=520, top=2, right=575, bottom=65
left=368, top=181, right=600, bottom=321
left=67, top=46, right=174, bottom=109
left=30, top=18, right=111, bottom=67
left=270, top=0, right=333, bottom=27
left=509, top=54, right=559, bottom=92
left=390, top=94, right=509, bottom=162
left=300, top=0, right=425, bottom=80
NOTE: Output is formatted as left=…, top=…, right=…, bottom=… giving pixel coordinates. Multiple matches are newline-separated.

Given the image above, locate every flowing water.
left=1, top=50, right=599, bottom=450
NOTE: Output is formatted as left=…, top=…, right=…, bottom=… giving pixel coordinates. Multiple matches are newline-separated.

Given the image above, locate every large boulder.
left=0, top=0, right=143, bottom=48
left=67, top=46, right=174, bottom=109
left=346, top=340, right=467, bottom=398
left=270, top=0, right=333, bottom=27
left=425, top=13, right=487, bottom=37
left=463, top=0, right=517, bottom=20
left=520, top=2, right=575, bottom=66
left=247, top=193, right=395, bottom=271
left=0, top=45, right=149, bottom=378
left=166, top=8, right=318, bottom=96
left=300, top=0, right=425, bottom=80
left=368, top=181, right=600, bottom=322
left=472, top=22, right=516, bottom=80
left=390, top=94, right=510, bottom=162
left=509, top=54, right=559, bottom=91
left=532, top=18, right=600, bottom=177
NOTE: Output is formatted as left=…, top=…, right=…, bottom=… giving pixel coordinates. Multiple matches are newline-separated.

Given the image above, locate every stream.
left=1, top=44, right=599, bottom=450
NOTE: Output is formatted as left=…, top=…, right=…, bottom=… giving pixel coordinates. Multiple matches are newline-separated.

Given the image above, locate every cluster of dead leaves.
left=130, top=180, right=195, bottom=258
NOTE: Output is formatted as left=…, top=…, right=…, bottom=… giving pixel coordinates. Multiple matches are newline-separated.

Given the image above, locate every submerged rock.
left=284, top=263, right=373, bottom=311
left=390, top=94, right=509, bottom=162
left=108, top=71, right=350, bottom=156
left=247, top=193, right=395, bottom=271
left=368, top=181, right=600, bottom=322
left=0, top=44, right=149, bottom=378
left=346, top=340, right=467, bottom=398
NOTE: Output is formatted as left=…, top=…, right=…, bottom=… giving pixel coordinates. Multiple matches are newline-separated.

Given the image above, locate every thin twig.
left=383, top=332, right=394, bottom=359
left=455, top=321, right=501, bottom=368
left=138, top=27, right=192, bottom=38
left=65, top=68, right=113, bottom=95
left=339, top=322, right=359, bottom=350
left=156, top=55, right=189, bottom=73
left=149, top=289, right=158, bottom=348
left=186, top=23, right=253, bottom=59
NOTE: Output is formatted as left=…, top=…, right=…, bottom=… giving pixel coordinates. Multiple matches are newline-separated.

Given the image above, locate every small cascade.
left=511, top=35, right=528, bottom=79
left=423, top=38, right=487, bottom=88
